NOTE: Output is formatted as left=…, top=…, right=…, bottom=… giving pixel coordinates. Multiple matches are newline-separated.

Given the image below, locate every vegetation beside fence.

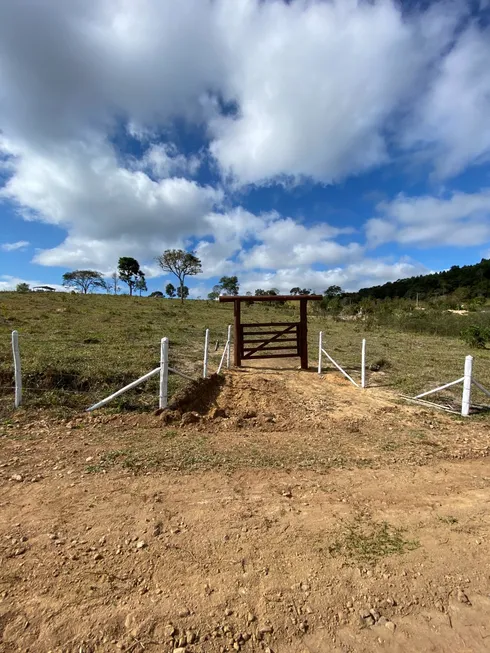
left=1, top=292, right=489, bottom=415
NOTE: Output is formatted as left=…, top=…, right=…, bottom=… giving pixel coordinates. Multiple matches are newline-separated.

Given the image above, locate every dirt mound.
left=166, top=373, right=225, bottom=414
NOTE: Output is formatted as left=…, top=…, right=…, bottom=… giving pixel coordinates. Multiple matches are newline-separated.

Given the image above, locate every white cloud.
left=366, top=189, right=490, bottom=248
left=133, top=143, right=201, bottom=180
left=0, top=275, right=65, bottom=292
left=239, top=217, right=361, bottom=269
left=238, top=258, right=428, bottom=295
left=209, top=0, right=463, bottom=185
left=0, top=0, right=488, bottom=291
left=0, top=240, right=29, bottom=251
left=0, top=138, right=222, bottom=270
left=403, top=23, right=490, bottom=179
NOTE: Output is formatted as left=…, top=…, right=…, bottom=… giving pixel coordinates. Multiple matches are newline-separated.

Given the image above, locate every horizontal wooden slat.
left=241, top=322, right=298, bottom=327
left=244, top=345, right=298, bottom=355
left=242, top=353, right=299, bottom=360
left=242, top=329, right=297, bottom=336
left=243, top=337, right=298, bottom=344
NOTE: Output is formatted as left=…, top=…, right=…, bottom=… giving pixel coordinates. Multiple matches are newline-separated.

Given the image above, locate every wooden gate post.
left=299, top=298, right=308, bottom=370
left=234, top=299, right=242, bottom=367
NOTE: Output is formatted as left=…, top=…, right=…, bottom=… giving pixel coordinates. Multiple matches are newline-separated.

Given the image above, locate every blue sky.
left=1, top=0, right=490, bottom=296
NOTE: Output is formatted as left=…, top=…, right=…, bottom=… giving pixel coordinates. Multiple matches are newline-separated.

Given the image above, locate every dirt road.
left=1, top=367, right=490, bottom=652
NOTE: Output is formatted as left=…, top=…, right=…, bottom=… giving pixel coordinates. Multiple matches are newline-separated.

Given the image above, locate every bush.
left=460, top=325, right=490, bottom=349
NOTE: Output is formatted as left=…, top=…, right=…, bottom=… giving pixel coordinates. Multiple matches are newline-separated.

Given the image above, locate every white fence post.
left=203, top=328, right=210, bottom=378
left=226, top=324, right=231, bottom=369
left=361, top=338, right=366, bottom=389
left=12, top=330, right=22, bottom=408
left=318, top=331, right=323, bottom=375
left=159, top=337, right=169, bottom=409
left=461, top=355, right=473, bottom=417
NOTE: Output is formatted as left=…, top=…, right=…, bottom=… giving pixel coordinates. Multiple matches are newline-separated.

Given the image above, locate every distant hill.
left=349, top=258, right=490, bottom=301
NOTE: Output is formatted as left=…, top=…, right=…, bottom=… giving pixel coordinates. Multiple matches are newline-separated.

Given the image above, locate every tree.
left=324, top=285, right=343, bottom=298
left=110, top=272, right=120, bottom=295
left=118, top=257, right=144, bottom=296
left=177, top=285, right=189, bottom=300
left=16, top=283, right=30, bottom=293
left=156, top=249, right=202, bottom=303
left=218, top=275, right=239, bottom=295
left=165, top=283, right=176, bottom=298
left=290, top=287, right=312, bottom=295
left=207, top=283, right=222, bottom=301
left=62, top=270, right=105, bottom=294
left=135, top=274, right=147, bottom=296
left=149, top=290, right=164, bottom=298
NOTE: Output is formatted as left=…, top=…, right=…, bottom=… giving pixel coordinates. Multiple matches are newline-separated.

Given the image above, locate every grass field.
left=2, top=292, right=490, bottom=652
left=1, top=291, right=489, bottom=415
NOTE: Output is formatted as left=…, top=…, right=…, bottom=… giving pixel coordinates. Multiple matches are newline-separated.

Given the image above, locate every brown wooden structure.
left=219, top=294, right=322, bottom=369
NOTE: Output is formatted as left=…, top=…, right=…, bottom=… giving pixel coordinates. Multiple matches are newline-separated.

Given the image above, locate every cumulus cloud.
left=366, top=189, right=490, bottom=248
left=402, top=23, right=490, bottom=179
left=0, top=0, right=489, bottom=291
left=238, top=258, right=429, bottom=295
left=0, top=240, right=29, bottom=252
left=210, top=0, right=463, bottom=185
left=0, top=138, right=222, bottom=270
left=0, top=275, right=65, bottom=292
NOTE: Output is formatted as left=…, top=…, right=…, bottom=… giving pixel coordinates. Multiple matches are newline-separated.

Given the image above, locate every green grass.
left=1, top=292, right=490, bottom=414
left=328, top=514, right=419, bottom=563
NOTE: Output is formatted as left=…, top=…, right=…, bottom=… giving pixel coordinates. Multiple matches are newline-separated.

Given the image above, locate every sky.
left=1, top=0, right=490, bottom=297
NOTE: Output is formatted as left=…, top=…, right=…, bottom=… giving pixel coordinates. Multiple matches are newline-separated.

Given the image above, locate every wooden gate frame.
left=219, top=294, right=322, bottom=369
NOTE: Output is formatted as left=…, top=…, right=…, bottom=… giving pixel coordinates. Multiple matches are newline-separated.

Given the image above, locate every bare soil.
left=1, top=365, right=490, bottom=652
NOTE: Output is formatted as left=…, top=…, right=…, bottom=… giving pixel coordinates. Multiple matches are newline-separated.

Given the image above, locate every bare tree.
left=110, top=272, right=120, bottom=295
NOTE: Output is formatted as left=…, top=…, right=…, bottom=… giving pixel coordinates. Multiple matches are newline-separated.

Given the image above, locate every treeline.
left=346, top=258, right=490, bottom=302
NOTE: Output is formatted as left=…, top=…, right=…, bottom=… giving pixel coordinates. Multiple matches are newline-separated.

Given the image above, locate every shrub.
left=460, top=325, right=490, bottom=349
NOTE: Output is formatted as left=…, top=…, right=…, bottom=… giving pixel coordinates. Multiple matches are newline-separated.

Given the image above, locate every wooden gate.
left=241, top=322, right=300, bottom=361
left=219, top=294, right=322, bottom=369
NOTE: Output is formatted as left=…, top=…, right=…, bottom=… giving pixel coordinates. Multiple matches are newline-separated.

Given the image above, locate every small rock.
left=93, top=552, right=103, bottom=561
left=186, top=631, right=196, bottom=645
left=457, top=589, right=471, bottom=605
left=173, top=648, right=186, bottom=653
left=85, top=457, right=93, bottom=463
left=180, top=412, right=201, bottom=426
left=211, top=407, right=227, bottom=419
left=225, top=608, right=233, bottom=616
left=259, top=625, right=273, bottom=635
left=161, top=409, right=181, bottom=424
left=376, top=616, right=388, bottom=626
left=136, top=540, right=147, bottom=550
left=370, top=609, right=381, bottom=622
left=247, top=612, right=256, bottom=624
left=179, top=608, right=191, bottom=618
left=153, top=522, right=163, bottom=537
left=384, top=620, right=396, bottom=632
left=164, top=625, right=175, bottom=638
left=10, top=474, right=23, bottom=482
left=242, top=410, right=257, bottom=419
